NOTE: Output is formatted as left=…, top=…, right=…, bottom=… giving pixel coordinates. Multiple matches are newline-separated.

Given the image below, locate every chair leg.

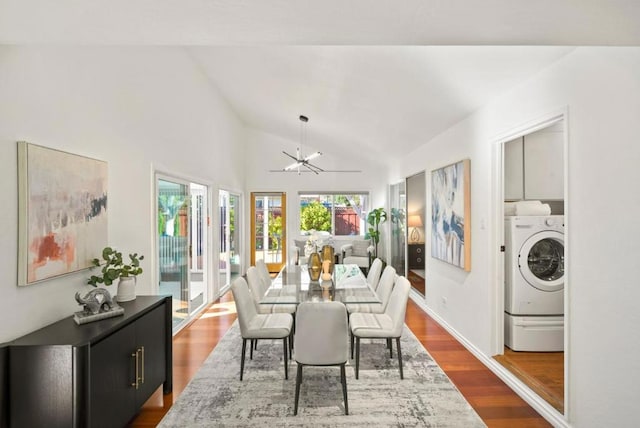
left=340, top=363, right=349, bottom=415
left=250, top=339, right=254, bottom=360
left=289, top=330, right=293, bottom=359
left=254, top=339, right=258, bottom=350
left=355, top=337, right=361, bottom=380
left=388, top=338, right=393, bottom=358
left=283, top=337, right=289, bottom=380
left=350, top=331, right=354, bottom=359
left=396, top=337, right=404, bottom=380
left=294, top=364, right=303, bottom=415
left=240, top=338, right=247, bottom=381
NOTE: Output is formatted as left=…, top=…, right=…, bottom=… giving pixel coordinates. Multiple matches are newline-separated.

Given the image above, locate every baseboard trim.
left=408, top=291, right=568, bottom=428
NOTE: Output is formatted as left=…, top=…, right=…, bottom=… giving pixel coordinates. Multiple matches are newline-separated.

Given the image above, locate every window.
left=299, top=192, right=369, bottom=236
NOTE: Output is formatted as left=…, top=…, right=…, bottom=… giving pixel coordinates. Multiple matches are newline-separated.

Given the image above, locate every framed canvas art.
left=431, top=159, right=471, bottom=271
left=17, top=142, right=108, bottom=285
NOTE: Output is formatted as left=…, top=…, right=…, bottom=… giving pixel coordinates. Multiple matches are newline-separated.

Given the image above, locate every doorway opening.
left=251, top=192, right=287, bottom=273
left=406, top=171, right=426, bottom=296
left=493, top=116, right=567, bottom=415
left=157, top=175, right=209, bottom=333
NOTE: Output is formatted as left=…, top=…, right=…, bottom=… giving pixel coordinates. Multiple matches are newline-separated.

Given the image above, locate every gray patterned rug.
left=159, top=321, right=486, bottom=427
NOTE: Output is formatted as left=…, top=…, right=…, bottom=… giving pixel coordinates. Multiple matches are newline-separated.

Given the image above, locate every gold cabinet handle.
left=140, top=346, right=145, bottom=384
left=131, top=351, right=140, bottom=389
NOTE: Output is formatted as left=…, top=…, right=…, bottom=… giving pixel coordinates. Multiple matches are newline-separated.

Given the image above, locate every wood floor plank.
left=128, top=292, right=550, bottom=427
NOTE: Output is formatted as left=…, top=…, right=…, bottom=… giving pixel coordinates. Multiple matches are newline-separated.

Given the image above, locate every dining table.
left=260, top=263, right=381, bottom=305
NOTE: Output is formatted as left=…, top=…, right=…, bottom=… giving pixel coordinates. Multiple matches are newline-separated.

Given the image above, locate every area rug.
left=159, top=321, right=486, bottom=427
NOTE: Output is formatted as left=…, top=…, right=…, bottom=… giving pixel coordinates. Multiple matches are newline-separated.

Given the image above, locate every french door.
left=157, top=175, right=209, bottom=332
left=219, top=190, right=242, bottom=290
left=251, top=192, right=286, bottom=273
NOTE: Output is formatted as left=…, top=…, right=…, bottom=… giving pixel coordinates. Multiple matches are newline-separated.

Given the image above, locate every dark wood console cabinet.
left=8, top=295, right=172, bottom=428
left=408, top=243, right=425, bottom=269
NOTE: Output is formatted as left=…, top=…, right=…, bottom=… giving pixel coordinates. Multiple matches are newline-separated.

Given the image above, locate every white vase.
left=116, top=277, right=137, bottom=302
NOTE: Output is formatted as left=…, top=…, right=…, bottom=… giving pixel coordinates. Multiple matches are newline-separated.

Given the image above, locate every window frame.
left=298, top=191, right=370, bottom=236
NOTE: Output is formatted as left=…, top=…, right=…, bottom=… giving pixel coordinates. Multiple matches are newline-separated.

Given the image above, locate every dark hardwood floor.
left=407, top=269, right=425, bottom=295
left=129, top=292, right=551, bottom=427
left=494, top=347, right=564, bottom=414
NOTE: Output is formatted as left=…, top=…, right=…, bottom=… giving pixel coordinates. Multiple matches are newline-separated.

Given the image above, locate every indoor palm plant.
left=365, top=207, right=388, bottom=260
left=88, top=246, right=144, bottom=302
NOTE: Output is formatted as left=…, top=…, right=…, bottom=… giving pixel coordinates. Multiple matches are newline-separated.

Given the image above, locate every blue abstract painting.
left=431, top=159, right=471, bottom=271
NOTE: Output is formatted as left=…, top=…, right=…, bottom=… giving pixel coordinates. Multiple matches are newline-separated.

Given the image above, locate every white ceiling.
left=189, top=46, right=573, bottom=162
left=1, top=1, right=638, bottom=163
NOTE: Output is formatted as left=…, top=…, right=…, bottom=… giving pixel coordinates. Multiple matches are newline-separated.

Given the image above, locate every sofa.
left=291, top=231, right=333, bottom=265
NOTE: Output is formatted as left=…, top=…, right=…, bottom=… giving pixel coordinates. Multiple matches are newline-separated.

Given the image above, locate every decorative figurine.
left=75, top=288, right=117, bottom=315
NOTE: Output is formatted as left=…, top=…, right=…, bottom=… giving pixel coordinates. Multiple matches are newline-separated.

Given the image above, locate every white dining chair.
left=230, top=277, right=293, bottom=381
left=294, top=301, right=349, bottom=416
left=349, top=276, right=411, bottom=379
left=246, top=266, right=297, bottom=356
left=255, top=259, right=272, bottom=288
left=246, top=266, right=297, bottom=314
left=366, top=258, right=384, bottom=290
left=345, top=265, right=397, bottom=316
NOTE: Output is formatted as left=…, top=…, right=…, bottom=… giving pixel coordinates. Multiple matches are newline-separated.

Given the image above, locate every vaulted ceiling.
left=1, top=1, right=638, bottom=163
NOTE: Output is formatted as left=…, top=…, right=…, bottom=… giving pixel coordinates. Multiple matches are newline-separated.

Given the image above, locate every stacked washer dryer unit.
left=504, top=214, right=565, bottom=351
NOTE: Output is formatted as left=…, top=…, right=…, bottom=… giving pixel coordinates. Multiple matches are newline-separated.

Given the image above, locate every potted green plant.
left=88, top=246, right=144, bottom=302
left=365, top=207, right=388, bottom=260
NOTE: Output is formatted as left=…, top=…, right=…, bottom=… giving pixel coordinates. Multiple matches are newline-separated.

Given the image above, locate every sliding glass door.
left=389, top=182, right=407, bottom=275
left=219, top=190, right=242, bottom=290
left=157, top=175, right=209, bottom=332
left=251, top=192, right=286, bottom=273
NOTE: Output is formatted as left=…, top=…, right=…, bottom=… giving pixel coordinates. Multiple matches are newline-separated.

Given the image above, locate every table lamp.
left=408, top=214, right=423, bottom=243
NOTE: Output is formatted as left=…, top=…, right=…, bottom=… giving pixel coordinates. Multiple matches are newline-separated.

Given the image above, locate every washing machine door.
left=518, top=230, right=564, bottom=292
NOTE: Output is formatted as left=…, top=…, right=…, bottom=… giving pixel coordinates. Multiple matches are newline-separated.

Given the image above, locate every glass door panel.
left=219, top=190, right=243, bottom=289
left=158, top=178, right=190, bottom=330
left=219, top=191, right=229, bottom=289
left=229, top=193, right=241, bottom=283
left=189, top=183, right=207, bottom=314
left=251, top=192, right=286, bottom=273
left=157, top=176, right=209, bottom=332
left=389, top=182, right=406, bottom=275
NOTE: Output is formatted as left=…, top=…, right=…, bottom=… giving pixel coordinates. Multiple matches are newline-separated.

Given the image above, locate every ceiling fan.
left=271, top=115, right=362, bottom=174
left=281, top=115, right=322, bottom=175
left=282, top=147, right=324, bottom=175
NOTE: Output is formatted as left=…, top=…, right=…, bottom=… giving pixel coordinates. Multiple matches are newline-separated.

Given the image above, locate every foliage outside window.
left=300, top=201, right=331, bottom=231
left=268, top=213, right=283, bottom=250
left=299, top=193, right=368, bottom=236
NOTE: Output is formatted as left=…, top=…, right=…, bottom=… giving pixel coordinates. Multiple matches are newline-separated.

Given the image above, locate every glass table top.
left=260, top=264, right=381, bottom=305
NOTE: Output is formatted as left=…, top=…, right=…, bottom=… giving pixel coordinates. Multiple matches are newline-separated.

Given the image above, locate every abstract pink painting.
left=18, top=142, right=108, bottom=285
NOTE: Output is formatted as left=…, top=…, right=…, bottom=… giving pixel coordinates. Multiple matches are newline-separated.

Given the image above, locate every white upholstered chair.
left=246, top=266, right=297, bottom=315
left=246, top=266, right=297, bottom=356
left=255, top=259, right=272, bottom=288
left=349, top=276, right=411, bottom=379
left=345, top=265, right=397, bottom=316
left=230, top=277, right=293, bottom=381
left=247, top=266, right=296, bottom=314
left=366, top=258, right=384, bottom=290
left=294, top=301, right=349, bottom=416
left=341, top=240, right=374, bottom=273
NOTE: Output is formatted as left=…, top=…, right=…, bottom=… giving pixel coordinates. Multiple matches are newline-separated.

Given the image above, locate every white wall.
left=395, top=47, right=640, bottom=427
left=243, top=128, right=389, bottom=266
left=5, top=45, right=639, bottom=426
left=0, top=46, right=245, bottom=342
